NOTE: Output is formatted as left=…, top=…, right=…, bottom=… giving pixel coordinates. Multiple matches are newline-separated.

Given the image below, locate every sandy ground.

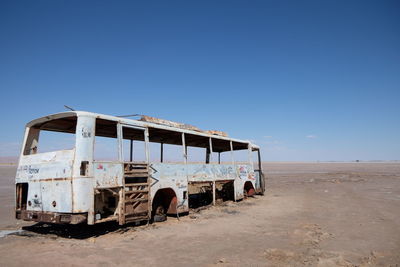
left=0, top=163, right=399, bottom=266
left=0, top=165, right=32, bottom=230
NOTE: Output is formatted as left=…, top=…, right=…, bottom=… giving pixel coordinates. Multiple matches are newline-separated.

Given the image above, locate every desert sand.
left=0, top=162, right=399, bottom=266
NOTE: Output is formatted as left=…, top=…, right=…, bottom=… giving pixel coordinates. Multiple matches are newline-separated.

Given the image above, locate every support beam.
left=144, top=128, right=150, bottom=163
left=130, top=139, right=133, bottom=162
left=248, top=142, right=253, bottom=167
left=182, top=133, right=187, bottom=164
left=230, top=141, right=234, bottom=165
left=257, top=149, right=262, bottom=172
left=257, top=149, right=265, bottom=193
left=212, top=181, right=216, bottom=206
left=209, top=137, right=213, bottom=163
left=160, top=142, right=164, bottom=163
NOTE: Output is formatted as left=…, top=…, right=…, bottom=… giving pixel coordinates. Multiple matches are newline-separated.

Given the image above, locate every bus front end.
left=15, top=112, right=95, bottom=225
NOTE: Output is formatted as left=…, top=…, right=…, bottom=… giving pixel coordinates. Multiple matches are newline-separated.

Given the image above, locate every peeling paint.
left=15, top=111, right=264, bottom=225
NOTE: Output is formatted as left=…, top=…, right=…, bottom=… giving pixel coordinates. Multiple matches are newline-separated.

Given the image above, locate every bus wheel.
left=153, top=204, right=167, bottom=222
left=243, top=181, right=255, bottom=199
left=152, top=188, right=176, bottom=222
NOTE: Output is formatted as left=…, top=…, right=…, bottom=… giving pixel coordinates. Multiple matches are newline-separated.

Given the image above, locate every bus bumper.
left=16, top=210, right=87, bottom=224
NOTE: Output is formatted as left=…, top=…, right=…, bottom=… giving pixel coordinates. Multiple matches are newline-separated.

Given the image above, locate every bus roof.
left=26, top=111, right=260, bottom=151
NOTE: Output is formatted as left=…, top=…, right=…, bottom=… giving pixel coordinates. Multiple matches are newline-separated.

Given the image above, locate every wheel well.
left=152, top=188, right=177, bottom=214
left=244, top=181, right=255, bottom=197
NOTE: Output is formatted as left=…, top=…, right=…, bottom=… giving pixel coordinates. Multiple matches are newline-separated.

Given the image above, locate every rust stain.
left=140, top=115, right=228, bottom=136
left=30, top=177, right=72, bottom=182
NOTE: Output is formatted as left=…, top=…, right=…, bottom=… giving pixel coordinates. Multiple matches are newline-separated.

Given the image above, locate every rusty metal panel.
left=140, top=115, right=228, bottom=137
left=93, top=162, right=123, bottom=188
left=140, top=115, right=202, bottom=132
left=205, top=130, right=228, bottom=137
left=20, top=210, right=87, bottom=224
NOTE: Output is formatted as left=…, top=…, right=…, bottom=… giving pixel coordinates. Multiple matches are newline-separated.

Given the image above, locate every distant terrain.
left=0, top=157, right=18, bottom=164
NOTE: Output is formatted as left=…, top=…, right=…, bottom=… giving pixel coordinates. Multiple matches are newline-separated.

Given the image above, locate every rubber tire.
left=153, top=205, right=167, bottom=222
left=153, top=214, right=167, bottom=222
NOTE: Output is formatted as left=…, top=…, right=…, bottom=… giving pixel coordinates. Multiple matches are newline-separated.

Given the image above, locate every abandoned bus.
left=15, top=111, right=265, bottom=225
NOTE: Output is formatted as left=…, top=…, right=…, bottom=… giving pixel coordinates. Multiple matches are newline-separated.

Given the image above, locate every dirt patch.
left=0, top=163, right=399, bottom=266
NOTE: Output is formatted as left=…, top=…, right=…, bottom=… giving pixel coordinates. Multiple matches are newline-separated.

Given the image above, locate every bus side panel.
left=72, top=115, right=95, bottom=223
left=212, top=164, right=236, bottom=180
left=72, top=115, right=95, bottom=178
left=234, top=164, right=256, bottom=200
left=72, top=177, right=93, bottom=213
left=16, top=151, right=74, bottom=181
left=26, top=181, right=42, bottom=211
left=150, top=163, right=188, bottom=213
left=41, top=180, right=73, bottom=212
left=186, top=164, right=236, bottom=182
left=93, top=162, right=123, bottom=188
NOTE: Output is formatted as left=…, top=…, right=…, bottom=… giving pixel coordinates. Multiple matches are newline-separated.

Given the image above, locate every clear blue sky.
left=0, top=0, right=399, bottom=161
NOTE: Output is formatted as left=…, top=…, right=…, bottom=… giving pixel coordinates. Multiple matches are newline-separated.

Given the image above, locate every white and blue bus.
left=15, top=111, right=265, bottom=225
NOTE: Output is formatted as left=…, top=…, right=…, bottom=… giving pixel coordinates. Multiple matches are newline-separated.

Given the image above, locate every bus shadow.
left=19, top=221, right=148, bottom=240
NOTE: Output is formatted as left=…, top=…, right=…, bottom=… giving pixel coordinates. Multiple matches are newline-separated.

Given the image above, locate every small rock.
left=370, top=251, right=377, bottom=258
left=218, top=258, right=226, bottom=263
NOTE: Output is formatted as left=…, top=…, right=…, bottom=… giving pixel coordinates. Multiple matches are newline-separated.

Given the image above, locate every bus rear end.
left=15, top=112, right=94, bottom=224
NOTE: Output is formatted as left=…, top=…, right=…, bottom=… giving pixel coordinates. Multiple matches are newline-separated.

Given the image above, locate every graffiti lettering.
left=81, top=127, right=92, bottom=138
left=28, top=166, right=40, bottom=174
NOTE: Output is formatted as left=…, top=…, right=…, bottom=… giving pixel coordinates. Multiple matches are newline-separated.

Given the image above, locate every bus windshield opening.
left=23, top=116, right=77, bottom=155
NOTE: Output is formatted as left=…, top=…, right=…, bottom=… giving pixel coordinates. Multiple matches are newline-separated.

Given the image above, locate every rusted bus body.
left=15, top=111, right=265, bottom=225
